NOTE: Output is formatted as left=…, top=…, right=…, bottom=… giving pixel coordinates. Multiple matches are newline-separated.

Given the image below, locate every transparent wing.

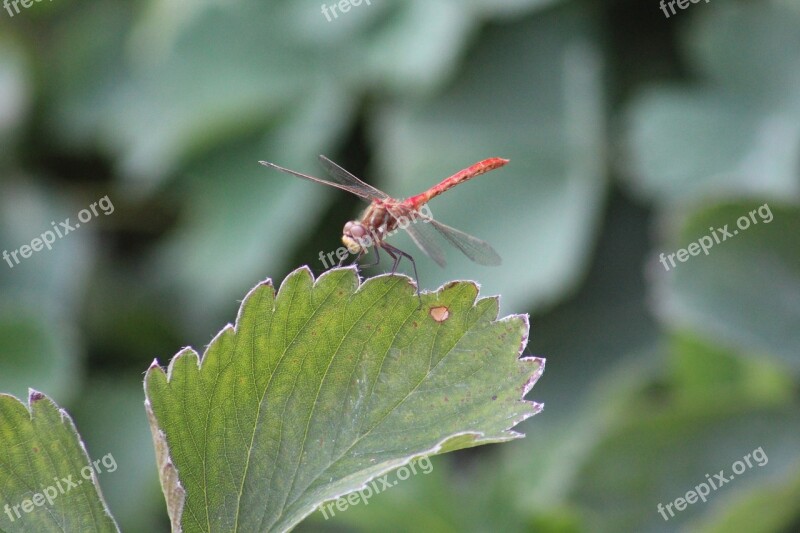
left=259, top=156, right=385, bottom=201
left=317, top=155, right=390, bottom=200
left=393, top=210, right=448, bottom=267
left=426, top=217, right=502, bottom=266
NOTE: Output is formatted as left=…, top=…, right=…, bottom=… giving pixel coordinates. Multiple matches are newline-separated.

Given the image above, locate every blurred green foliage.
left=0, top=0, right=798, bottom=531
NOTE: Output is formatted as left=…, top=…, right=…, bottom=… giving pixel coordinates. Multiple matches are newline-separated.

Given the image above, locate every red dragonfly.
left=259, top=155, right=507, bottom=284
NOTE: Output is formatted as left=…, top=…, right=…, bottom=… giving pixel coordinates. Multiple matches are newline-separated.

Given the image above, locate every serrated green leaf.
left=145, top=267, right=543, bottom=532
left=0, top=391, right=119, bottom=532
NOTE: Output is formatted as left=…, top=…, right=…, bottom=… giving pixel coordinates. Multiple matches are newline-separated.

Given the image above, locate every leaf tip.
left=28, top=388, right=45, bottom=403
left=440, top=279, right=480, bottom=300
left=441, top=280, right=461, bottom=291
left=505, top=312, right=530, bottom=354
left=521, top=357, right=546, bottom=397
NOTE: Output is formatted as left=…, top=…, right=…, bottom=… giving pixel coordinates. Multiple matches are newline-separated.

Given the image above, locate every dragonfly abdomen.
left=407, top=157, right=509, bottom=209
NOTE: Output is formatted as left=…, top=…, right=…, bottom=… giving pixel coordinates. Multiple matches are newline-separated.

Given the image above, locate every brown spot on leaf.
left=429, top=306, right=450, bottom=322
left=491, top=395, right=497, bottom=401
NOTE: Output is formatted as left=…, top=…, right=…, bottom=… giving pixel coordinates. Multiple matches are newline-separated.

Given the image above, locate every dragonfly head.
left=342, top=220, right=373, bottom=254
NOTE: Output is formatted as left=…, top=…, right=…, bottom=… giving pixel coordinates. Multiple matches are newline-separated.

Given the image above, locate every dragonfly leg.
left=380, top=242, right=422, bottom=307
left=358, top=245, right=381, bottom=269
left=339, top=249, right=363, bottom=268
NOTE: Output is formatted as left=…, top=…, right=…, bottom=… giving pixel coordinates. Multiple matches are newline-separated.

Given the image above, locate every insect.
left=259, top=155, right=507, bottom=287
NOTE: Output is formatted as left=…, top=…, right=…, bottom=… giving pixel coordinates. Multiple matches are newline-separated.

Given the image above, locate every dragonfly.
left=259, top=155, right=507, bottom=289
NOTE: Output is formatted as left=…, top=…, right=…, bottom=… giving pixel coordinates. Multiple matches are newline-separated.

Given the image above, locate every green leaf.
left=571, top=398, right=800, bottom=533
left=48, top=2, right=325, bottom=186
left=623, top=3, right=800, bottom=203
left=655, top=202, right=800, bottom=369
left=689, top=462, right=800, bottom=533
left=145, top=267, right=543, bottom=532
left=572, top=382, right=800, bottom=532
left=0, top=391, right=119, bottom=532
left=569, top=337, right=800, bottom=533
left=668, top=333, right=794, bottom=406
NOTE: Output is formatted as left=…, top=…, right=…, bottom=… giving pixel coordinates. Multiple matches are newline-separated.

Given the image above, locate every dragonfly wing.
left=317, top=155, right=390, bottom=200
left=388, top=208, right=448, bottom=267
left=259, top=160, right=377, bottom=201
left=426, top=218, right=502, bottom=266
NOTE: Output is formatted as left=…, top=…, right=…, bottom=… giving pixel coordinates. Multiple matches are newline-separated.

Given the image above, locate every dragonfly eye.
left=346, top=222, right=367, bottom=240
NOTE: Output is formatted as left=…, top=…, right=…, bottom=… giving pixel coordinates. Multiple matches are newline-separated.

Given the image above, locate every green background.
left=0, top=0, right=798, bottom=531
